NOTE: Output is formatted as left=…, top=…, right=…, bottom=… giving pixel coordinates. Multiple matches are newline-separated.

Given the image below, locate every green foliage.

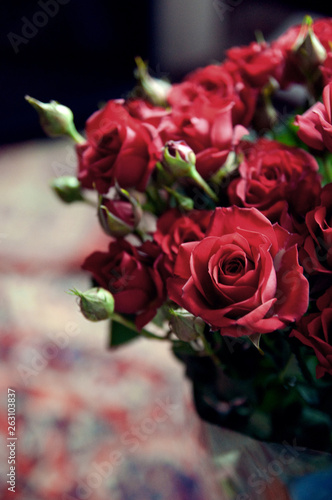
left=109, top=318, right=139, bottom=348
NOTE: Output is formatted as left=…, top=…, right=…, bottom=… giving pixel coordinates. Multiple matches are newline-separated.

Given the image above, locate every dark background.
left=1, top=0, right=330, bottom=146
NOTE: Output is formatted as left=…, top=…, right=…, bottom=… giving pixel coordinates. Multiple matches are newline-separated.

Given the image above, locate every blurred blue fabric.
left=289, top=467, right=332, bottom=500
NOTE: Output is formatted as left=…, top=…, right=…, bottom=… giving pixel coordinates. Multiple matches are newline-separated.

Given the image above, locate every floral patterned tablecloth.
left=0, top=138, right=331, bottom=500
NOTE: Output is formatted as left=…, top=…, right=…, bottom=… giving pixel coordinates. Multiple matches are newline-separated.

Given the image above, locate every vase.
left=174, top=331, right=332, bottom=455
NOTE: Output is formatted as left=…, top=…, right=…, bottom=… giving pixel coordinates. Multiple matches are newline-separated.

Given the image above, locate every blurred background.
left=1, top=0, right=330, bottom=145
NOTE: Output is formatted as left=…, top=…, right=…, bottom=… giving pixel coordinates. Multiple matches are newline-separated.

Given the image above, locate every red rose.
left=77, top=100, right=158, bottom=194
left=153, top=208, right=212, bottom=276
left=82, top=239, right=165, bottom=329
left=291, top=287, right=332, bottom=378
left=124, top=98, right=169, bottom=128
left=168, top=206, right=309, bottom=337
left=225, top=41, right=284, bottom=88
left=228, top=138, right=321, bottom=225
left=295, top=83, right=332, bottom=152
left=300, top=183, right=332, bottom=275
left=157, top=98, right=248, bottom=179
left=167, top=62, right=257, bottom=127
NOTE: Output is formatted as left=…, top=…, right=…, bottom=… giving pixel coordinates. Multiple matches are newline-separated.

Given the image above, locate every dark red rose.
left=168, top=206, right=309, bottom=337
left=225, top=41, right=284, bottom=88
left=124, top=98, right=169, bottom=128
left=291, top=287, right=332, bottom=378
left=76, top=100, right=159, bottom=194
left=82, top=239, right=165, bottom=329
left=228, top=138, right=321, bottom=225
left=300, top=183, right=332, bottom=275
left=153, top=208, right=212, bottom=276
left=167, top=62, right=257, bottom=127
left=157, top=98, right=248, bottom=179
left=295, top=83, right=332, bottom=152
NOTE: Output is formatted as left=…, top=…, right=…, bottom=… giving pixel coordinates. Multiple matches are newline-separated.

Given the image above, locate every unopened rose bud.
left=98, top=187, right=142, bottom=237
left=25, top=95, right=84, bottom=143
left=50, top=176, right=84, bottom=203
left=292, top=16, right=327, bottom=69
left=162, top=140, right=218, bottom=202
left=169, top=308, right=205, bottom=342
left=70, top=287, right=114, bottom=322
left=162, top=140, right=196, bottom=177
left=134, top=56, right=171, bottom=107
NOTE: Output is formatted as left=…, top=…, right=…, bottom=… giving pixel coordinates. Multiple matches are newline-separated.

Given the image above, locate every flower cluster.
left=29, top=16, right=332, bottom=382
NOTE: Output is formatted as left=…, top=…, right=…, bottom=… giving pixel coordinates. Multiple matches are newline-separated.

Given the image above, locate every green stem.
left=291, top=340, right=315, bottom=385
left=67, top=124, right=85, bottom=144
left=323, top=153, right=332, bottom=184
left=198, top=331, right=222, bottom=367
left=190, top=169, right=219, bottom=203
left=111, top=313, right=168, bottom=341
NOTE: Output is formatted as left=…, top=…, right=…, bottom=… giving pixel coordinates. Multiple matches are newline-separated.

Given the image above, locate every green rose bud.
left=169, top=308, right=205, bottom=342
left=292, top=16, right=327, bottom=69
left=70, top=287, right=115, bottom=322
left=25, top=95, right=84, bottom=143
left=162, top=140, right=196, bottom=177
left=98, top=185, right=142, bottom=237
left=134, top=56, right=171, bottom=107
left=50, top=176, right=84, bottom=203
left=161, top=140, right=218, bottom=202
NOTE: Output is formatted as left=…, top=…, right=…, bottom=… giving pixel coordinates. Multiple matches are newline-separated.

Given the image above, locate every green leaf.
left=109, top=319, right=139, bottom=348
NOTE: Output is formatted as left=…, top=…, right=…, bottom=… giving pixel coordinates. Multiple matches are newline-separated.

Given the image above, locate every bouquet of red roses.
left=27, top=15, right=332, bottom=452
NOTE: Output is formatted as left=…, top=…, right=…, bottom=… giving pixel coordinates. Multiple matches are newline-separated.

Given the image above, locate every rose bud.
left=162, top=140, right=218, bottom=202
left=25, top=95, right=84, bottom=143
left=162, top=140, right=196, bottom=177
left=169, top=308, right=205, bottom=342
left=69, top=287, right=114, bottom=322
left=134, top=56, right=171, bottom=107
left=98, top=187, right=142, bottom=237
left=50, top=176, right=84, bottom=204
left=292, top=16, right=327, bottom=70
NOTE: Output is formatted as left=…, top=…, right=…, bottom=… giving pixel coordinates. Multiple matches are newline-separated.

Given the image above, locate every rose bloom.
left=225, top=41, right=284, bottom=88
left=291, top=287, right=332, bottom=378
left=228, top=138, right=321, bottom=225
left=295, top=82, right=332, bottom=152
left=153, top=208, right=212, bottom=276
left=300, top=182, right=332, bottom=275
left=124, top=98, right=169, bottom=128
left=82, top=239, right=165, bottom=329
left=157, top=98, right=248, bottom=179
left=168, top=206, right=309, bottom=337
left=76, top=100, right=159, bottom=194
left=167, top=61, right=257, bottom=127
